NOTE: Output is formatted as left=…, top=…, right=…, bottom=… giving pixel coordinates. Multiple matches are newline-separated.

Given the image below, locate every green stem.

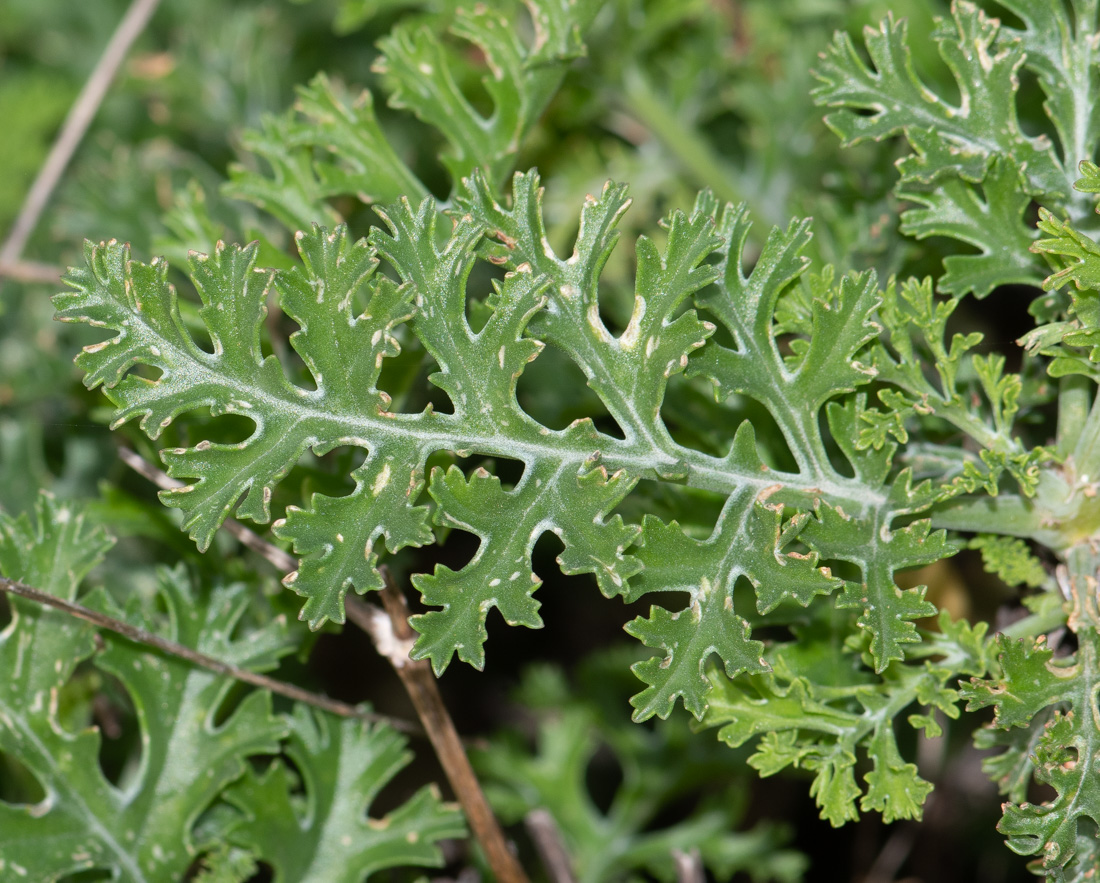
left=1057, top=374, right=1091, bottom=458
left=620, top=67, right=768, bottom=223
left=930, top=494, right=1052, bottom=544
left=1072, top=381, right=1100, bottom=477
left=1000, top=606, right=1068, bottom=641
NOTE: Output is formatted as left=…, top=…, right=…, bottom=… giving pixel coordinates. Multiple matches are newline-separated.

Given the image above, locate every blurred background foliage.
left=0, top=0, right=1034, bottom=879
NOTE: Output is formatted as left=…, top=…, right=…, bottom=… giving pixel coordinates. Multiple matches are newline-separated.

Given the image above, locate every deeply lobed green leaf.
left=0, top=495, right=289, bottom=881
left=962, top=570, right=1100, bottom=876
left=222, top=706, right=464, bottom=882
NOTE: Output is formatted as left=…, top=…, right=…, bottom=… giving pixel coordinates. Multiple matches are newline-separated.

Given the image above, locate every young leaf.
left=967, top=534, right=1047, bottom=589
left=870, top=277, right=1053, bottom=497
left=705, top=612, right=990, bottom=827
left=1026, top=207, right=1100, bottom=379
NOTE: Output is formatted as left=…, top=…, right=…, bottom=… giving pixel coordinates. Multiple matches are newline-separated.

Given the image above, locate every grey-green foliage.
left=0, top=495, right=284, bottom=880
left=53, top=141, right=1052, bottom=856
left=225, top=0, right=602, bottom=231
left=14, top=0, right=1100, bottom=879
left=0, top=493, right=463, bottom=881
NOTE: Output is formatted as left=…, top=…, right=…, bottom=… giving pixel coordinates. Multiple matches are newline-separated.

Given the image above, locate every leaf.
left=222, top=706, right=464, bottom=882
left=0, top=491, right=114, bottom=602
left=898, top=156, right=1038, bottom=297
left=968, top=534, right=1047, bottom=589
left=814, top=4, right=1060, bottom=188
left=0, top=495, right=289, bottom=881
left=254, top=72, right=427, bottom=210
left=1035, top=207, right=1100, bottom=296
left=860, top=726, right=934, bottom=824
left=458, top=170, right=722, bottom=449
left=412, top=459, right=640, bottom=673
left=224, top=110, right=344, bottom=234
left=625, top=484, right=839, bottom=721
left=56, top=226, right=431, bottom=624
left=991, top=1, right=1100, bottom=220
left=812, top=1, right=1071, bottom=294
left=1026, top=207, right=1100, bottom=379
left=685, top=202, right=881, bottom=476
left=871, top=277, right=1054, bottom=497
left=973, top=709, right=1048, bottom=803
left=275, top=451, right=433, bottom=626
left=227, top=1, right=600, bottom=225
left=962, top=568, right=1100, bottom=875
left=807, top=494, right=944, bottom=672
left=56, top=172, right=972, bottom=694
left=705, top=612, right=990, bottom=827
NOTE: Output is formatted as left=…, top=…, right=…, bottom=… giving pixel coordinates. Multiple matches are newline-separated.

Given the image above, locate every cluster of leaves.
left=0, top=493, right=462, bottom=880
left=813, top=0, right=1094, bottom=297
left=10, top=0, right=1100, bottom=879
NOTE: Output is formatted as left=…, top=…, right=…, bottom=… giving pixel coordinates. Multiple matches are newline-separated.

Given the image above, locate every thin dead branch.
left=0, top=259, right=64, bottom=285
left=0, top=0, right=163, bottom=266
left=373, top=568, right=531, bottom=883
left=672, top=848, right=705, bottom=883
left=525, top=809, right=577, bottom=883
left=0, top=575, right=422, bottom=737
left=118, top=446, right=297, bottom=572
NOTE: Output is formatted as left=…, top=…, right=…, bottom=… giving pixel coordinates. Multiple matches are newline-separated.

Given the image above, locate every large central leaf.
left=55, top=172, right=974, bottom=717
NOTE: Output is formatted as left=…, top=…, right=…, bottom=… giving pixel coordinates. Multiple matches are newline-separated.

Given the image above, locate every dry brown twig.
left=672, top=848, right=705, bottom=883
left=352, top=569, right=532, bottom=883
left=0, top=0, right=163, bottom=268
left=525, top=809, right=577, bottom=883
left=118, top=447, right=299, bottom=572
left=0, top=259, right=64, bottom=285
left=0, top=575, right=421, bottom=736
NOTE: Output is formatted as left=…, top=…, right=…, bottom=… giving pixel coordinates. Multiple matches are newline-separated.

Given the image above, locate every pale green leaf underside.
left=55, top=170, right=990, bottom=712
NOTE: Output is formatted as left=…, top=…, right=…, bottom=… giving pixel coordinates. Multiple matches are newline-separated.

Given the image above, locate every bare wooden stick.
left=672, top=848, right=705, bottom=883
left=863, top=822, right=918, bottom=883
left=525, top=809, right=577, bottom=883
left=368, top=567, right=531, bottom=883
left=0, top=0, right=163, bottom=266
left=0, top=575, right=422, bottom=736
left=0, top=259, right=64, bottom=285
